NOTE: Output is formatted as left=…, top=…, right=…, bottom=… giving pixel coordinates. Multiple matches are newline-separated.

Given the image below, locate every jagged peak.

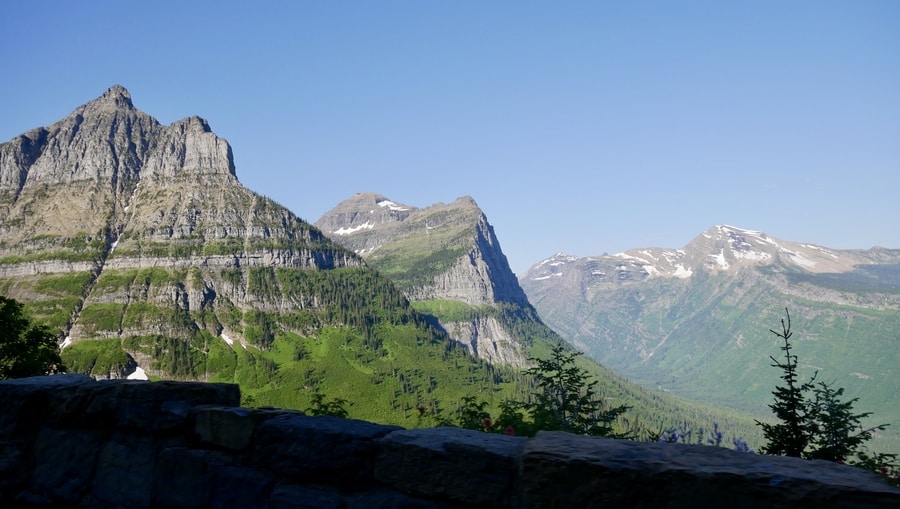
left=169, top=115, right=213, bottom=133
left=81, top=85, right=135, bottom=113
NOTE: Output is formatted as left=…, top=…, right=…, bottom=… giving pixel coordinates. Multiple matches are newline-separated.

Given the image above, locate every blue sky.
left=2, top=1, right=898, bottom=274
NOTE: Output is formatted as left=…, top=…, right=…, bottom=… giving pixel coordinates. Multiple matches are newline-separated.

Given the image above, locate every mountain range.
left=1, top=86, right=756, bottom=437
left=9, top=86, right=895, bottom=450
left=521, top=225, right=900, bottom=451
left=0, top=86, right=533, bottom=426
left=0, top=86, right=780, bottom=438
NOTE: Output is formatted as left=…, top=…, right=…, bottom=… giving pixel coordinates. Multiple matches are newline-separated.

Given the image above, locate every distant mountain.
left=521, top=225, right=900, bottom=451
left=0, top=86, right=525, bottom=426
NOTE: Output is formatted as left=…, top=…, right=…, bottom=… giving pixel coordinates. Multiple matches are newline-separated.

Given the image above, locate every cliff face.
left=317, top=193, right=538, bottom=366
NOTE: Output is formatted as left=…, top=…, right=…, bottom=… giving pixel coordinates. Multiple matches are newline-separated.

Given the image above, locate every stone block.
left=267, top=484, right=345, bottom=509
left=0, top=440, right=26, bottom=494
left=208, top=464, right=277, bottom=509
left=375, top=427, right=525, bottom=508
left=0, top=374, right=92, bottom=435
left=248, top=414, right=401, bottom=485
left=154, top=447, right=237, bottom=509
left=91, top=434, right=158, bottom=509
left=194, top=406, right=302, bottom=451
left=28, top=378, right=240, bottom=432
left=520, top=431, right=900, bottom=509
left=29, top=427, right=106, bottom=502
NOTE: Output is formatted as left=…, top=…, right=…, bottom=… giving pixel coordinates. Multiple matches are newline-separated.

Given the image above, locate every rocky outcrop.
left=2, top=376, right=898, bottom=508
left=444, top=316, right=527, bottom=367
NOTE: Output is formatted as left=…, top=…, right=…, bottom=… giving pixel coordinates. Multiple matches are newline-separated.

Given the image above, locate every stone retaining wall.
left=1, top=375, right=898, bottom=508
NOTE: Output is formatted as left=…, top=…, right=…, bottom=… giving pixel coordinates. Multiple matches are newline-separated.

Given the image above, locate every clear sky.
left=2, top=1, right=898, bottom=274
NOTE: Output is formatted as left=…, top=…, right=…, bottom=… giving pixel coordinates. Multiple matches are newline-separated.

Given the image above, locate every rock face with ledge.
left=2, top=375, right=898, bottom=508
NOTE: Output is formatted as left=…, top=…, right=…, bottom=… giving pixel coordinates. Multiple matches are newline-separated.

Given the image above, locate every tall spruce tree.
left=756, top=308, right=815, bottom=457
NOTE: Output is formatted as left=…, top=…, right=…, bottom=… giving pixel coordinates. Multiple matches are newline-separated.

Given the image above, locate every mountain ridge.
left=527, top=225, right=900, bottom=284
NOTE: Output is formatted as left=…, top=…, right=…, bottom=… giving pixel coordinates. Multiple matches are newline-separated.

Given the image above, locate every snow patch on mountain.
left=127, top=366, right=149, bottom=380
left=787, top=251, right=817, bottom=268
left=536, top=253, right=576, bottom=268
left=802, top=244, right=839, bottom=258
left=673, top=265, right=693, bottom=278
left=334, top=221, right=375, bottom=235
left=376, top=199, right=409, bottom=212
left=710, top=250, right=730, bottom=270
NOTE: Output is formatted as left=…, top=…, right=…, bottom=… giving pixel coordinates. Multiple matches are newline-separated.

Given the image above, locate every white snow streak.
left=711, top=250, right=730, bottom=269
left=789, top=252, right=816, bottom=268
left=376, top=200, right=409, bottom=212
left=221, top=333, right=234, bottom=346
left=333, top=221, right=374, bottom=235
left=733, top=250, right=770, bottom=262
left=673, top=265, right=693, bottom=279
left=802, top=244, right=839, bottom=258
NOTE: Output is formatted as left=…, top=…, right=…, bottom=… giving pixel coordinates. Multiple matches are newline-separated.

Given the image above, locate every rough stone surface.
left=249, top=413, right=402, bottom=483
left=1, top=376, right=898, bottom=508
left=521, top=431, right=900, bottom=509
left=376, top=427, right=526, bottom=507
left=194, top=406, right=299, bottom=451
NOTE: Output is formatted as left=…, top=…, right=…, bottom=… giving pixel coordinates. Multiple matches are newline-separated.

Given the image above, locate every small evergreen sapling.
left=756, top=308, right=815, bottom=457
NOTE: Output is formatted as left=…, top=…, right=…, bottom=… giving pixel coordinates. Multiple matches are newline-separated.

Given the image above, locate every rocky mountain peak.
left=81, top=84, right=135, bottom=113
left=1, top=85, right=362, bottom=356
left=143, top=115, right=236, bottom=178
left=317, top=192, right=416, bottom=236
left=317, top=193, right=529, bottom=304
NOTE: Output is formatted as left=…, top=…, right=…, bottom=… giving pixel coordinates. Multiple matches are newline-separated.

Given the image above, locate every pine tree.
left=756, top=308, right=815, bottom=457
left=805, top=381, right=887, bottom=462
left=525, top=342, right=630, bottom=437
